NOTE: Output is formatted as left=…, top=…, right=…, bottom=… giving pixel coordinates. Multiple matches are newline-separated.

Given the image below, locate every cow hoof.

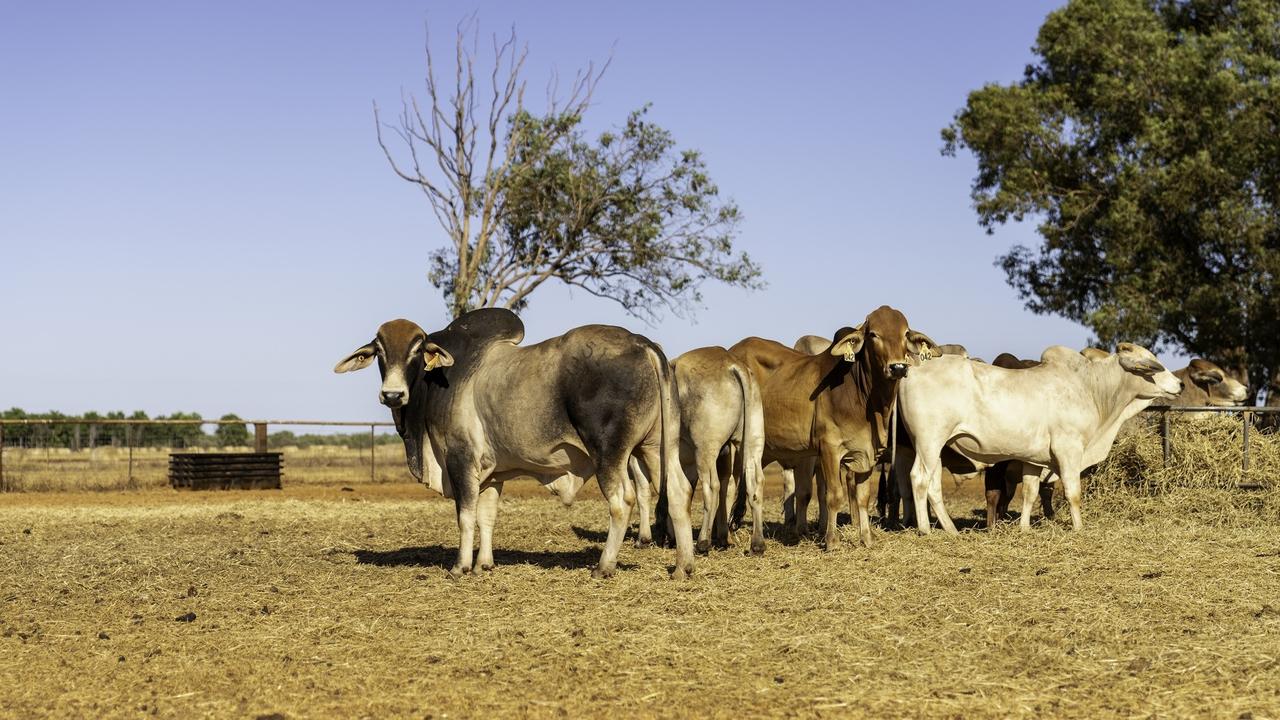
left=447, top=565, right=471, bottom=580
left=750, top=539, right=766, bottom=556
left=669, top=564, right=693, bottom=581
left=479, top=563, right=494, bottom=572
left=591, top=566, right=615, bottom=580
left=634, top=537, right=653, bottom=549
left=695, top=539, right=712, bottom=555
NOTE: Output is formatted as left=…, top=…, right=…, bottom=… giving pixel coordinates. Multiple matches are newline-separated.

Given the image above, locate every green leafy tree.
left=376, top=21, right=761, bottom=320
left=215, top=414, right=250, bottom=448
left=943, top=0, right=1280, bottom=396
left=162, top=412, right=205, bottom=448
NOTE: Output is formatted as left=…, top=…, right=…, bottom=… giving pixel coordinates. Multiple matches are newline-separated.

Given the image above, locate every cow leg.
left=476, top=481, right=503, bottom=572
left=852, top=469, right=874, bottom=548
left=999, top=465, right=1018, bottom=516
left=694, top=449, right=720, bottom=555
left=1039, top=477, right=1056, bottom=520
left=447, top=457, right=482, bottom=578
left=984, top=468, right=1001, bottom=530
left=876, top=468, right=889, bottom=524
left=818, top=447, right=845, bottom=550
left=780, top=465, right=797, bottom=530
left=815, top=464, right=831, bottom=537
left=1018, top=466, right=1043, bottom=530
left=629, top=457, right=653, bottom=548
left=1059, top=467, right=1084, bottom=531
left=908, top=450, right=938, bottom=535
left=894, top=444, right=916, bottom=529
left=593, top=457, right=635, bottom=579
left=640, top=442, right=695, bottom=579
left=728, top=449, right=748, bottom=532
left=792, top=459, right=815, bottom=540
left=649, top=458, right=671, bottom=548
left=925, top=464, right=959, bottom=535
left=713, top=448, right=735, bottom=547
left=665, top=451, right=697, bottom=580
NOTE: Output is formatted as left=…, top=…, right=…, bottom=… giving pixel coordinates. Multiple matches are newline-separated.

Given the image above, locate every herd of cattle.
left=336, top=305, right=1248, bottom=579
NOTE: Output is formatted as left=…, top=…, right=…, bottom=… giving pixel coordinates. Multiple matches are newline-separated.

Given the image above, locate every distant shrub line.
left=0, top=409, right=398, bottom=450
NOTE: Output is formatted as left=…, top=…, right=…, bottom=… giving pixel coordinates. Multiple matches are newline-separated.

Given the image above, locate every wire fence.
left=0, top=419, right=401, bottom=492
left=0, top=407, right=1275, bottom=492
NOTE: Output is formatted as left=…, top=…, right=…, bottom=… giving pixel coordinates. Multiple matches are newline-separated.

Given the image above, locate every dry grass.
left=1089, top=414, right=1280, bottom=525
left=2, top=467, right=1279, bottom=719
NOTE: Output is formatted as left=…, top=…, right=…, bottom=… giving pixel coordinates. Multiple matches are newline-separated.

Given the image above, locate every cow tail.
left=729, top=363, right=752, bottom=527
left=642, top=340, right=677, bottom=526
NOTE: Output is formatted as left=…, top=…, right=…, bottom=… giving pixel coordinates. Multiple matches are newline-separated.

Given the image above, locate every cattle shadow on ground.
left=569, top=525, right=610, bottom=543
left=570, top=525, right=671, bottom=546
left=353, top=544, right=618, bottom=572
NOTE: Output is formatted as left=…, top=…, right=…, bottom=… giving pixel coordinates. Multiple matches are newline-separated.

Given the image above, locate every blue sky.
left=2, top=1, right=1130, bottom=421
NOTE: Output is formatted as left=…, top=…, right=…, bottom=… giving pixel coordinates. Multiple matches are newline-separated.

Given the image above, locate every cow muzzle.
left=888, top=363, right=909, bottom=379
left=380, top=390, right=406, bottom=408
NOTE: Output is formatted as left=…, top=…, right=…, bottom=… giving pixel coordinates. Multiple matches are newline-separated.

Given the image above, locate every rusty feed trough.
left=169, top=452, right=282, bottom=490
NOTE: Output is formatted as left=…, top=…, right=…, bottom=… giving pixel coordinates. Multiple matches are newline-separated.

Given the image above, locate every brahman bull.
left=898, top=343, right=1182, bottom=533
left=336, top=309, right=696, bottom=579
left=638, top=347, right=767, bottom=555
left=730, top=305, right=937, bottom=549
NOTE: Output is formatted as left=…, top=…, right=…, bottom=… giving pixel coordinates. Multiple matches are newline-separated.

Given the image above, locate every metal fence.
left=1149, top=405, right=1280, bottom=489
left=0, top=419, right=398, bottom=492
left=0, top=407, right=1274, bottom=492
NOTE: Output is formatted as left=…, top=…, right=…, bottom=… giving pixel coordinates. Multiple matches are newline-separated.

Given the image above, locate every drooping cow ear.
left=334, top=342, right=377, bottom=373
left=906, top=330, right=939, bottom=360
left=1116, top=343, right=1164, bottom=377
left=1189, top=368, right=1224, bottom=386
left=422, top=342, right=454, bottom=372
left=829, top=328, right=865, bottom=362
left=1186, top=360, right=1223, bottom=386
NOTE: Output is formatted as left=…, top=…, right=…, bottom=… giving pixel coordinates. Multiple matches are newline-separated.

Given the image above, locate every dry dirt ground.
left=1, top=474, right=1278, bottom=719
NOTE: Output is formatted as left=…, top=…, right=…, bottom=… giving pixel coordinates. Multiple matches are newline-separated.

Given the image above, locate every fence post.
left=1160, top=408, right=1171, bottom=467
left=254, top=423, right=268, bottom=454
left=1242, top=410, right=1251, bottom=473
left=370, top=424, right=376, bottom=483
left=127, top=424, right=134, bottom=486
left=0, top=423, right=5, bottom=491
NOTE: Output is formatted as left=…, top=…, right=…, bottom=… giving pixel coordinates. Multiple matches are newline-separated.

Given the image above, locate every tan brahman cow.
left=1163, top=358, right=1249, bottom=408
left=730, top=306, right=937, bottom=549
left=638, top=347, right=767, bottom=555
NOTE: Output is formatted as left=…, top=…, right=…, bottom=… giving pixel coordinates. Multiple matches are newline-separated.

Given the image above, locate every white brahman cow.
left=897, top=343, right=1182, bottom=533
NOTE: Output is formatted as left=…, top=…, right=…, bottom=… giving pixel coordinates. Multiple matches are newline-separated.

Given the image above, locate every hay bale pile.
left=1088, top=414, right=1280, bottom=524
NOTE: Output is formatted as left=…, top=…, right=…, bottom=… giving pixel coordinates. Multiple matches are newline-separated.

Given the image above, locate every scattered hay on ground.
left=1, top=478, right=1277, bottom=719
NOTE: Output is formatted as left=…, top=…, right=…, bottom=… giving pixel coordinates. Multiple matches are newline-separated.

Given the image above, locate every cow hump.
left=424, top=308, right=525, bottom=373
left=1040, top=345, right=1088, bottom=368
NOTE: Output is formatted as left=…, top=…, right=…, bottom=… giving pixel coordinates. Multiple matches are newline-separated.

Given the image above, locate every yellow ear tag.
left=425, top=355, right=441, bottom=371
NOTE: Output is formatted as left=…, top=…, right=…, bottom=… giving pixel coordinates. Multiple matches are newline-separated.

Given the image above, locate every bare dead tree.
left=375, top=20, right=604, bottom=318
